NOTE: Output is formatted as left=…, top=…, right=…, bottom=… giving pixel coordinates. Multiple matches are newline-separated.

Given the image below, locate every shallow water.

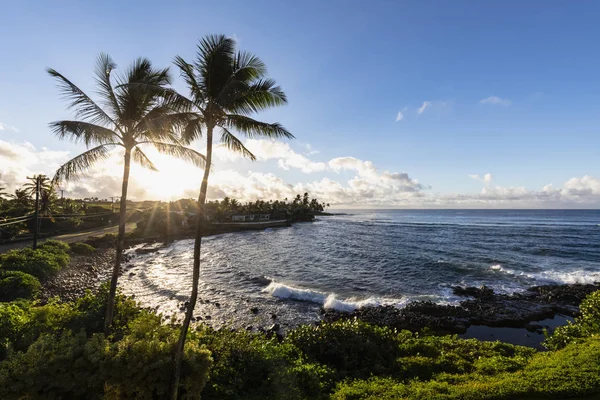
left=120, top=210, right=600, bottom=330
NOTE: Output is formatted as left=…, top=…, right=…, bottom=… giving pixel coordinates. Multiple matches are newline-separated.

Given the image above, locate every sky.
left=1, top=0, right=599, bottom=208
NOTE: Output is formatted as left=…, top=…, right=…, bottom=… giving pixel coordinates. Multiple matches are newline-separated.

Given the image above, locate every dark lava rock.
left=205, top=315, right=212, bottom=320
left=271, top=313, right=277, bottom=320
left=250, top=307, right=259, bottom=314
left=322, top=282, right=600, bottom=334
left=452, top=285, right=495, bottom=300
left=196, top=316, right=203, bottom=320
left=128, top=272, right=136, bottom=277
left=214, top=302, right=221, bottom=308
left=527, top=283, right=600, bottom=305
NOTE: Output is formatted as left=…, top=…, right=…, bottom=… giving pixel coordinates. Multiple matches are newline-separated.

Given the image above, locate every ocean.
left=121, top=209, right=600, bottom=329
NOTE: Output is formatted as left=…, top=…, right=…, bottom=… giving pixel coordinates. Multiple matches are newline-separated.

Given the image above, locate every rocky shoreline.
left=40, top=248, right=116, bottom=303
left=38, top=238, right=599, bottom=347
left=322, top=283, right=600, bottom=336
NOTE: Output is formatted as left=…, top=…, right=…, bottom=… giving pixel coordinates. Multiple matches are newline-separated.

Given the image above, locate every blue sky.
left=1, top=1, right=599, bottom=207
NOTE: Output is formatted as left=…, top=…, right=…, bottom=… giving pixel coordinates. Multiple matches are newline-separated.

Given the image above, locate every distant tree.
left=22, top=175, right=52, bottom=199
left=48, top=54, right=205, bottom=334
left=165, top=34, right=293, bottom=399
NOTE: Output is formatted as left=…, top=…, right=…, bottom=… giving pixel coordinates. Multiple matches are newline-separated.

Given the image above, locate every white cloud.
left=244, top=139, right=328, bottom=173
left=480, top=96, right=511, bottom=106
left=395, top=111, right=404, bottom=122
left=0, top=122, right=19, bottom=132
left=0, top=140, right=69, bottom=193
left=3, top=139, right=600, bottom=208
left=469, top=173, right=493, bottom=183
left=417, top=101, right=431, bottom=114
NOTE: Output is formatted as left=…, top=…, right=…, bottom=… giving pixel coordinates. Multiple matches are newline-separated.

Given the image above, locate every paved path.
left=0, top=223, right=136, bottom=253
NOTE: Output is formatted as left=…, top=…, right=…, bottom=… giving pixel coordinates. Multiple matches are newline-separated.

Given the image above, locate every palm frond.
left=49, top=120, right=121, bottom=146
left=173, top=56, right=204, bottom=105
left=47, top=68, right=117, bottom=127
left=52, top=144, right=118, bottom=184
left=223, top=114, right=294, bottom=139
left=132, top=147, right=158, bottom=171
left=196, top=35, right=236, bottom=100
left=181, top=117, right=204, bottom=144
left=219, top=127, right=256, bottom=161
left=144, top=142, right=206, bottom=168
left=115, top=58, right=172, bottom=124
left=93, top=53, right=121, bottom=118
left=227, top=79, right=287, bottom=114
left=137, top=110, right=199, bottom=141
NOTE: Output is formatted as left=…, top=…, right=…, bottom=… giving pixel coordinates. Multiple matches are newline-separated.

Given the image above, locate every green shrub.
left=105, top=313, right=212, bottom=399
left=0, top=283, right=142, bottom=360
left=0, top=319, right=213, bottom=400
left=0, top=271, right=41, bottom=302
left=38, top=239, right=71, bottom=254
left=69, top=242, right=96, bottom=255
left=84, top=233, right=117, bottom=248
left=545, top=290, right=600, bottom=350
left=0, top=331, right=108, bottom=400
left=0, top=247, right=70, bottom=281
left=286, top=319, right=402, bottom=380
left=331, top=338, right=600, bottom=400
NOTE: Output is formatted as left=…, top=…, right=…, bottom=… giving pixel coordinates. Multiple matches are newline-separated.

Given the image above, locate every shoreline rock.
left=322, top=283, right=600, bottom=334
left=39, top=248, right=115, bottom=303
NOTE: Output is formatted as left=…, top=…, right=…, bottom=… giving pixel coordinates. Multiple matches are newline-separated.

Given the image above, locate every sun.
left=132, top=149, right=204, bottom=200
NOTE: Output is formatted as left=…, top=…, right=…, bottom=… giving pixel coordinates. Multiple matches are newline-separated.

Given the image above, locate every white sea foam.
left=262, top=282, right=327, bottom=304
left=262, top=281, right=406, bottom=312
left=489, top=264, right=600, bottom=285
left=489, top=264, right=535, bottom=278
left=535, top=270, right=600, bottom=285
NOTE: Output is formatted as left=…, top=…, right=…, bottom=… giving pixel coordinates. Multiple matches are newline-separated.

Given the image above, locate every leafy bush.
left=38, top=239, right=71, bottom=254
left=0, top=319, right=213, bottom=400
left=0, top=331, right=108, bottom=400
left=0, top=283, right=142, bottom=360
left=331, top=338, right=600, bottom=400
left=105, top=313, right=212, bottom=399
left=84, top=233, right=117, bottom=248
left=197, top=326, right=333, bottom=400
left=0, top=246, right=69, bottom=281
left=69, top=242, right=96, bottom=255
left=0, top=271, right=40, bottom=302
left=287, top=319, right=404, bottom=380
left=545, top=290, right=600, bottom=350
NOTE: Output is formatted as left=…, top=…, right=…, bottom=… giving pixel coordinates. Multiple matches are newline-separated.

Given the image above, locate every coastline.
left=39, top=233, right=598, bottom=349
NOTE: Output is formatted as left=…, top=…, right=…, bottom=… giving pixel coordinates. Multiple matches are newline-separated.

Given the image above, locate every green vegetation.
left=69, top=242, right=96, bottom=255
left=0, top=271, right=41, bottom=302
left=135, top=193, right=329, bottom=239
left=0, top=244, right=70, bottom=281
left=544, top=289, right=600, bottom=350
left=0, top=289, right=598, bottom=399
left=0, top=286, right=212, bottom=399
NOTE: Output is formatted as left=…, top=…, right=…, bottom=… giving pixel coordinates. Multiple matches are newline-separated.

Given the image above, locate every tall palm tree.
left=48, top=54, right=205, bottom=334
left=22, top=174, right=52, bottom=198
left=167, top=35, right=294, bottom=399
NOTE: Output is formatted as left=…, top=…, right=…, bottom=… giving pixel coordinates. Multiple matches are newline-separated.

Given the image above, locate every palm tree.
left=48, top=54, right=205, bottom=334
left=166, top=35, right=294, bottom=399
left=22, top=174, right=52, bottom=198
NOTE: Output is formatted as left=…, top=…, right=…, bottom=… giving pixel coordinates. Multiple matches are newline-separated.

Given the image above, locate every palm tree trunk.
left=104, top=148, right=131, bottom=334
left=170, top=125, right=213, bottom=400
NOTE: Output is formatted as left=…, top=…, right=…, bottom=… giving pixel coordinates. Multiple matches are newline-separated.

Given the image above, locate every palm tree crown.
left=48, top=53, right=205, bottom=183
left=165, top=34, right=294, bottom=159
